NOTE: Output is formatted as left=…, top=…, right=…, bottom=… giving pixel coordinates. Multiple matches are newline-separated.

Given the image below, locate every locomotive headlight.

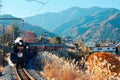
left=17, top=52, right=23, bottom=58
left=26, top=46, right=29, bottom=49
left=19, top=42, right=22, bottom=45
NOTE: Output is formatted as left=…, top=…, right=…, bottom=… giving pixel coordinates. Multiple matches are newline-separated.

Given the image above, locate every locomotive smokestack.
left=15, top=37, right=23, bottom=43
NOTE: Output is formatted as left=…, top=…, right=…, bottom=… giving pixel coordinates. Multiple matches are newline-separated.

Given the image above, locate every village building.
left=90, top=46, right=117, bottom=54
left=89, top=42, right=120, bottom=55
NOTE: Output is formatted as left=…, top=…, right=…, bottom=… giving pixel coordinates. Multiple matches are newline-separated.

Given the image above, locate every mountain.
left=0, top=15, right=54, bottom=37
left=23, top=7, right=120, bottom=42
left=52, top=8, right=120, bottom=42
left=24, top=7, right=107, bottom=31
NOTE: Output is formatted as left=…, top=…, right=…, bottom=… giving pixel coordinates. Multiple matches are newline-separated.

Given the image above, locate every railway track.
left=14, top=66, right=35, bottom=80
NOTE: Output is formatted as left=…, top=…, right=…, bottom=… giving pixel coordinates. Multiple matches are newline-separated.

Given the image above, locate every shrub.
left=87, top=52, right=120, bottom=76
left=68, top=51, right=81, bottom=61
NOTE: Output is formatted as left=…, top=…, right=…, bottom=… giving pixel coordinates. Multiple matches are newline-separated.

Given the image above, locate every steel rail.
left=14, top=66, right=35, bottom=80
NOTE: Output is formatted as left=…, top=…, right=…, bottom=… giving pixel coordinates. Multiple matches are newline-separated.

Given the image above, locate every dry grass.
left=87, top=52, right=120, bottom=80
left=87, top=52, right=120, bottom=75
left=38, top=52, right=84, bottom=80
left=35, top=51, right=120, bottom=80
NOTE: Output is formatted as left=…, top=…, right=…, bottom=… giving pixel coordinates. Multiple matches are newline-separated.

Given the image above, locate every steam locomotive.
left=10, top=39, right=30, bottom=67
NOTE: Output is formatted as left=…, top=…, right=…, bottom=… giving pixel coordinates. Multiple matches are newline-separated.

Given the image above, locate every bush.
left=68, top=51, right=81, bottom=61
left=87, top=52, right=120, bottom=76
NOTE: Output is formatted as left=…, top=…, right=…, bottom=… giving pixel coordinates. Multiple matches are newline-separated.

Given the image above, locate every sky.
left=1, top=0, right=120, bottom=18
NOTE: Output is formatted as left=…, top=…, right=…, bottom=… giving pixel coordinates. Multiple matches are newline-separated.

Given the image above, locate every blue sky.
left=1, top=0, right=120, bottom=18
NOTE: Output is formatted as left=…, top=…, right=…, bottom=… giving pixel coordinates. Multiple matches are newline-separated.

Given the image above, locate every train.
left=10, top=38, right=63, bottom=67
left=10, top=39, right=30, bottom=67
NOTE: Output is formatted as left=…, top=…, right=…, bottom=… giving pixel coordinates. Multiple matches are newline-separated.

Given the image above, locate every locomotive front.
left=15, top=40, right=25, bottom=58
left=10, top=38, right=29, bottom=67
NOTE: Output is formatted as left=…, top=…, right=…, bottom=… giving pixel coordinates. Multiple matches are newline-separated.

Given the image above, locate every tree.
left=0, top=26, right=19, bottom=44
left=53, top=36, right=61, bottom=44
left=22, top=31, right=36, bottom=43
left=6, top=26, right=20, bottom=44
left=36, top=36, right=44, bottom=43
left=13, top=26, right=20, bottom=40
left=7, top=26, right=20, bottom=40
left=77, top=41, right=84, bottom=47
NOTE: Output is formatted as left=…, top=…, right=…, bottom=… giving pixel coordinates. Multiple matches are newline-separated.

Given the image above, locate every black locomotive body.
left=10, top=40, right=29, bottom=67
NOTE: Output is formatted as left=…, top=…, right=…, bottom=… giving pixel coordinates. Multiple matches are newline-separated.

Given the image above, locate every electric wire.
left=26, top=0, right=45, bottom=5
left=25, top=0, right=51, bottom=22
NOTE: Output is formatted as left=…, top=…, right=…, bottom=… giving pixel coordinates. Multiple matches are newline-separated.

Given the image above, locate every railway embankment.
left=0, top=65, right=14, bottom=80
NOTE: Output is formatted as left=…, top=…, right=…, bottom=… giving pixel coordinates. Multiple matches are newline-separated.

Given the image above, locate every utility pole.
left=2, top=24, right=5, bottom=67
left=12, top=25, right=14, bottom=44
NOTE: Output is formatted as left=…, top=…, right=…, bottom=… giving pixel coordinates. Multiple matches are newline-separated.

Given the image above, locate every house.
left=90, top=46, right=117, bottom=54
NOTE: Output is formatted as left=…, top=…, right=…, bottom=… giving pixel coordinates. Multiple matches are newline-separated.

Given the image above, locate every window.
left=112, top=48, right=115, bottom=49
left=97, top=48, right=102, bottom=50
left=90, top=48, right=93, bottom=50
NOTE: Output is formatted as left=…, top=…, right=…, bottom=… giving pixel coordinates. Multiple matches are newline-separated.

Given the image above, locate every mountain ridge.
left=1, top=6, right=120, bottom=42
left=51, top=8, right=120, bottom=42
left=0, top=15, right=54, bottom=37
left=24, top=6, right=107, bottom=31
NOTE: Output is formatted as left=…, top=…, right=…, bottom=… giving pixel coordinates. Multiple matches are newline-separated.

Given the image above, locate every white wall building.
left=90, top=46, right=116, bottom=54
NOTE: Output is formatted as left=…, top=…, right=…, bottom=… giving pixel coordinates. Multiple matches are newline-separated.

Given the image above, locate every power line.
left=26, top=0, right=45, bottom=5
left=25, top=0, right=51, bottom=22
left=25, top=0, right=45, bottom=15
left=33, top=0, right=50, bottom=14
